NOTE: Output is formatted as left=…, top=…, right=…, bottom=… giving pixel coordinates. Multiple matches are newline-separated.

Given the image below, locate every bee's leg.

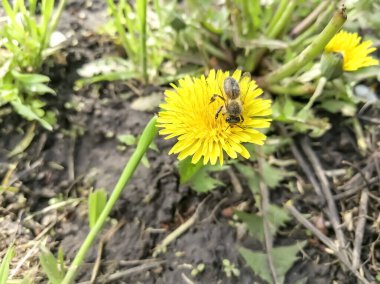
left=209, top=94, right=225, bottom=104
left=215, top=105, right=224, bottom=119
left=240, top=115, right=244, bottom=122
left=230, top=123, right=244, bottom=130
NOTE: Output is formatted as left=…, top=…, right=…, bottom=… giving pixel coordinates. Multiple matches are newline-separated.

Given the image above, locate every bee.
left=209, top=76, right=245, bottom=125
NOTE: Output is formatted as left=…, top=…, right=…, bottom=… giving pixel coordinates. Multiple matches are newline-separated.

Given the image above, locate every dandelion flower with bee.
left=322, top=30, right=379, bottom=78
left=157, top=70, right=272, bottom=166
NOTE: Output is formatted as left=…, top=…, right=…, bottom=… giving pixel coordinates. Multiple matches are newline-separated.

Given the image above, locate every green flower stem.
left=251, top=0, right=297, bottom=70
left=290, top=1, right=330, bottom=37
left=48, top=0, right=67, bottom=45
left=301, top=76, right=327, bottom=111
left=268, top=83, right=315, bottom=96
left=139, top=0, right=148, bottom=83
left=290, top=3, right=335, bottom=50
left=265, top=7, right=346, bottom=84
left=106, top=0, right=135, bottom=62
left=267, top=0, right=297, bottom=38
left=62, top=116, right=158, bottom=284
left=267, top=0, right=288, bottom=33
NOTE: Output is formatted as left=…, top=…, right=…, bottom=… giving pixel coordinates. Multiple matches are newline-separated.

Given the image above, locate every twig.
left=68, top=135, right=76, bottom=181
left=278, top=125, right=323, bottom=198
left=23, top=198, right=82, bottom=222
left=333, top=176, right=378, bottom=200
left=10, top=240, right=40, bottom=278
left=90, top=220, right=125, bottom=283
left=119, top=258, right=162, bottom=266
left=358, top=115, right=380, bottom=124
left=352, top=188, right=369, bottom=270
left=290, top=1, right=330, bottom=37
left=338, top=153, right=379, bottom=191
left=9, top=159, right=43, bottom=185
left=352, top=117, right=368, bottom=155
left=181, top=273, right=195, bottom=284
left=227, top=168, right=243, bottom=194
left=106, top=262, right=165, bottom=282
left=258, top=158, right=279, bottom=284
left=289, top=141, right=324, bottom=199
left=34, top=214, right=67, bottom=241
left=78, top=261, right=165, bottom=284
left=285, top=202, right=370, bottom=284
left=341, top=161, right=371, bottom=271
left=33, top=132, right=47, bottom=158
left=200, top=197, right=228, bottom=224
left=301, top=138, right=348, bottom=262
left=152, top=196, right=210, bottom=257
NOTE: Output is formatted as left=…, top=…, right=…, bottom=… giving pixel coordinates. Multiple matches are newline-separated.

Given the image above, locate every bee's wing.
left=242, top=72, right=251, bottom=81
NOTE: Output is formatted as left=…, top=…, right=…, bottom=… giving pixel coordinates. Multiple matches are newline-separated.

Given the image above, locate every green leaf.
left=234, top=163, right=260, bottom=194
left=0, top=88, right=18, bottom=106
left=191, top=166, right=224, bottom=193
left=136, top=0, right=147, bottom=29
left=57, top=247, right=65, bottom=275
left=75, top=71, right=137, bottom=89
left=267, top=204, right=291, bottom=229
left=11, top=70, right=50, bottom=84
left=0, top=59, right=12, bottom=79
left=0, top=246, right=14, bottom=284
left=117, top=134, right=137, bottom=146
left=235, top=205, right=290, bottom=242
left=283, top=97, right=296, bottom=118
left=178, top=157, right=204, bottom=184
left=239, top=241, right=306, bottom=284
left=141, top=154, right=151, bottom=168
left=88, top=188, right=107, bottom=229
left=235, top=211, right=265, bottom=242
left=320, top=100, right=356, bottom=116
left=148, top=141, right=159, bottom=152
left=39, top=247, right=65, bottom=284
left=24, top=83, right=56, bottom=95
left=261, top=161, right=285, bottom=188
left=41, top=0, right=55, bottom=36
left=11, top=101, right=53, bottom=130
left=179, top=157, right=224, bottom=192
left=7, top=122, right=36, bottom=157
left=1, top=0, right=17, bottom=25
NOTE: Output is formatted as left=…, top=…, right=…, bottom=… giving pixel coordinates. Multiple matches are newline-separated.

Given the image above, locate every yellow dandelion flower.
left=157, top=69, right=272, bottom=166
left=325, top=30, right=379, bottom=71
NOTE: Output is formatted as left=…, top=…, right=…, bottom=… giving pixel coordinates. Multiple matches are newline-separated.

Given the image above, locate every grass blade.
left=0, top=246, right=14, bottom=284
left=88, top=189, right=107, bottom=229
left=40, top=247, right=65, bottom=284
left=137, top=0, right=148, bottom=82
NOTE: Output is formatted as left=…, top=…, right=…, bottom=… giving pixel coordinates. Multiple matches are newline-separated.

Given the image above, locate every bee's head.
left=226, top=116, right=241, bottom=124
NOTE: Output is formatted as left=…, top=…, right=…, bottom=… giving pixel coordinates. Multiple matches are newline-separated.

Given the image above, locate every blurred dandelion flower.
left=157, top=70, right=272, bottom=165
left=325, top=30, right=379, bottom=71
